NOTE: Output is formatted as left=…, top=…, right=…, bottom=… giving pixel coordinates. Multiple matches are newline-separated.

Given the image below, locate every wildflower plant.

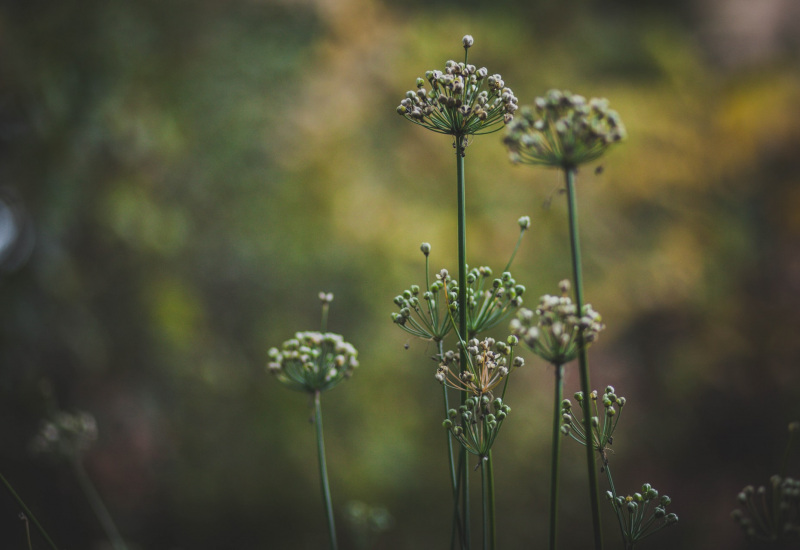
left=32, top=411, right=128, bottom=550
left=561, top=387, right=679, bottom=549
left=504, top=89, right=628, bottom=550
left=732, top=421, right=800, bottom=544
left=267, top=292, right=358, bottom=550
left=395, top=36, right=520, bottom=550
left=732, top=478, right=800, bottom=543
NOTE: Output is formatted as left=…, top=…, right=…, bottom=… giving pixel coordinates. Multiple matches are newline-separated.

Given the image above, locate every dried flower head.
left=732, top=476, right=800, bottom=542
left=509, top=279, right=604, bottom=366
left=397, top=38, right=518, bottom=140
left=268, top=331, right=359, bottom=393
left=608, top=483, right=678, bottom=545
left=31, top=410, right=98, bottom=461
left=435, top=336, right=520, bottom=397
left=442, top=394, right=511, bottom=464
left=504, top=89, right=625, bottom=169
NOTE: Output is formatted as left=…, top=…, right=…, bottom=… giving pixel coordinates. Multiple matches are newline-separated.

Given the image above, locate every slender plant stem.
left=481, top=458, right=488, bottom=550
left=314, top=391, right=338, bottom=550
left=487, top=451, right=496, bottom=550
left=564, top=166, right=604, bottom=550
left=73, top=459, right=128, bottom=550
left=440, top=340, right=464, bottom=550
left=0, top=471, right=60, bottom=550
left=549, top=364, right=565, bottom=550
left=456, top=137, right=471, bottom=549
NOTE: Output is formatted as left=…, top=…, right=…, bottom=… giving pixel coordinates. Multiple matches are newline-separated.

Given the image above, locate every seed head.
left=504, top=89, right=625, bottom=169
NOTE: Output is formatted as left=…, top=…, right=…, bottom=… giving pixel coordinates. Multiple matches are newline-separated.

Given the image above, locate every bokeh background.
left=1, top=0, right=799, bottom=548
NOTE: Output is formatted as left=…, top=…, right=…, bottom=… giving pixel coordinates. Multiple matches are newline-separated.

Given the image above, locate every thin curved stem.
left=0, top=471, right=60, bottom=550
left=73, top=459, right=128, bottom=550
left=549, top=364, right=565, bottom=550
left=565, top=166, right=604, bottom=550
left=314, top=391, right=338, bottom=550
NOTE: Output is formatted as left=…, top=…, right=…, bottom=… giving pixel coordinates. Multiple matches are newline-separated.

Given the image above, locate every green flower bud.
left=443, top=419, right=453, bottom=429
left=666, top=513, right=678, bottom=524
left=420, top=242, right=431, bottom=256
left=660, top=495, right=672, bottom=506
left=518, top=216, right=531, bottom=229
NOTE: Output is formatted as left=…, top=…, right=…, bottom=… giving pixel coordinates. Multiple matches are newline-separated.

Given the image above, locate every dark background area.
left=0, top=0, right=799, bottom=548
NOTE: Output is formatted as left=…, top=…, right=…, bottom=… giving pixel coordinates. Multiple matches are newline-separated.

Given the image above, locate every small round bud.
left=462, top=35, right=474, bottom=49
left=666, top=513, right=678, bottom=525
left=660, top=495, right=672, bottom=506
left=442, top=419, right=453, bottom=429
left=420, top=242, right=431, bottom=256
left=518, top=216, right=531, bottom=229
left=507, top=335, right=519, bottom=346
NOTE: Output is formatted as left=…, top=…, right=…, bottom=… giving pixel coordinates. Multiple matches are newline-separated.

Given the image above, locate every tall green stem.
left=549, top=364, right=565, bottom=550
left=456, top=137, right=471, bottom=549
left=73, top=460, right=128, bottom=550
left=0, top=471, right=60, bottom=550
left=481, top=458, right=488, bottom=550
left=441, top=340, right=464, bottom=550
left=487, top=451, right=496, bottom=550
left=314, top=391, right=338, bottom=550
left=564, top=167, right=604, bottom=550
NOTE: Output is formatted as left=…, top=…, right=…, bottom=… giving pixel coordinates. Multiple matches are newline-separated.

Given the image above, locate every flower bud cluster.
left=397, top=43, right=518, bottom=139
left=504, top=89, right=626, bottom=169
left=267, top=331, right=359, bottom=393
left=391, top=254, right=456, bottom=342
left=455, top=266, right=525, bottom=337
left=442, top=395, right=511, bottom=463
left=510, top=279, right=604, bottom=366
left=561, top=386, right=625, bottom=460
left=732, top=476, right=800, bottom=542
left=435, top=336, right=521, bottom=397
left=30, top=410, right=98, bottom=461
left=607, top=483, right=678, bottom=544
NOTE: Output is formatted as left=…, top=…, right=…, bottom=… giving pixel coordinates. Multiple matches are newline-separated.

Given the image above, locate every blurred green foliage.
left=0, top=0, right=799, bottom=548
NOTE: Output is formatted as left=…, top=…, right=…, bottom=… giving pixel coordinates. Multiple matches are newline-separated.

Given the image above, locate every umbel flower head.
left=391, top=244, right=455, bottom=343
left=608, top=483, right=679, bottom=545
left=732, top=476, right=800, bottom=542
left=435, top=336, right=523, bottom=397
left=397, top=36, right=518, bottom=140
left=504, top=89, right=626, bottom=169
left=561, top=386, right=626, bottom=464
left=443, top=394, right=511, bottom=465
left=31, top=410, right=98, bottom=461
left=509, top=279, right=604, bottom=366
left=268, top=331, right=359, bottom=393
